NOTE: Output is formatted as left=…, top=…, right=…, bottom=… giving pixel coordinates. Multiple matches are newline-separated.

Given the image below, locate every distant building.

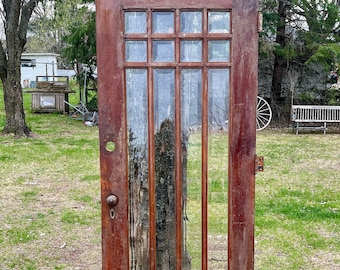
left=21, top=53, right=59, bottom=88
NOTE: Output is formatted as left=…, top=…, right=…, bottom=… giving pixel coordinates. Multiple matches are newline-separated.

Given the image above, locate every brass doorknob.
left=106, top=195, right=118, bottom=207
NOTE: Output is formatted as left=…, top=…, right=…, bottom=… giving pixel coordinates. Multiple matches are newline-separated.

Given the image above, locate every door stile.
left=228, top=1, right=258, bottom=269
left=96, top=0, right=130, bottom=269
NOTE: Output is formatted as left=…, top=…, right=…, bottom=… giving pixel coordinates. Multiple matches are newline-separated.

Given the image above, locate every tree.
left=26, top=0, right=93, bottom=54
left=293, top=0, right=340, bottom=69
left=260, top=0, right=340, bottom=118
left=61, top=1, right=96, bottom=104
left=62, top=8, right=96, bottom=100
left=0, top=0, right=40, bottom=137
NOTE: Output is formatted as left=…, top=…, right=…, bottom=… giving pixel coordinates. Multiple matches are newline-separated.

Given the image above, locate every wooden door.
left=96, top=0, right=259, bottom=269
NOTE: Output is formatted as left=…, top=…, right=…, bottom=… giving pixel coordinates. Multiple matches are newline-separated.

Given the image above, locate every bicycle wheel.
left=256, top=96, right=272, bottom=131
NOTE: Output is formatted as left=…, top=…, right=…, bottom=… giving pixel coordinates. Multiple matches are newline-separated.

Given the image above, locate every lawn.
left=0, top=88, right=339, bottom=269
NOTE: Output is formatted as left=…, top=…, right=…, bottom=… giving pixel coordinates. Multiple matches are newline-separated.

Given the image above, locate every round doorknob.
left=106, top=195, right=118, bottom=207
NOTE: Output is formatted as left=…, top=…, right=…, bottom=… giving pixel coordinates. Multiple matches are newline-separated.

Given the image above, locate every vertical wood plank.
left=228, top=1, right=259, bottom=269
left=96, top=0, right=130, bottom=269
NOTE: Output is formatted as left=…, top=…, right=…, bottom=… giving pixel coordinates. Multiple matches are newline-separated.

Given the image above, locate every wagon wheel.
left=256, top=96, right=272, bottom=131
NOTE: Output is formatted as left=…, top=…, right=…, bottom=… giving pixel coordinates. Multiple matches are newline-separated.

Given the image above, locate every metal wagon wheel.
left=256, top=96, right=272, bottom=131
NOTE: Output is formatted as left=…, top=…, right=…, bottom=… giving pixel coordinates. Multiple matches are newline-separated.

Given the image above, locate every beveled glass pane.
left=154, top=69, right=175, bottom=128
left=125, top=41, right=147, bottom=62
left=152, top=11, right=174, bottom=33
left=208, top=11, right=230, bottom=33
left=153, top=40, right=175, bottom=62
left=126, top=69, right=149, bottom=269
left=208, top=40, right=230, bottom=62
left=181, top=69, right=202, bottom=131
left=181, top=40, right=202, bottom=62
left=180, top=11, right=202, bottom=33
left=208, top=69, right=229, bottom=128
left=181, top=69, right=203, bottom=270
left=125, top=11, right=147, bottom=34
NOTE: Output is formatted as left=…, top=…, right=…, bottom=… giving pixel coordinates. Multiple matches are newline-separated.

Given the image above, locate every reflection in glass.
left=208, top=40, right=230, bottom=62
left=208, top=11, right=230, bottom=33
left=154, top=69, right=175, bottom=129
left=208, top=69, right=229, bottom=129
left=180, top=40, right=202, bottom=62
left=125, top=41, right=147, bottom=62
left=126, top=69, right=149, bottom=269
left=125, top=11, right=147, bottom=33
left=181, top=69, right=202, bottom=269
left=153, top=69, right=178, bottom=268
left=181, top=69, right=202, bottom=129
left=152, top=12, right=174, bottom=33
left=153, top=41, right=175, bottom=62
left=180, top=11, right=202, bottom=33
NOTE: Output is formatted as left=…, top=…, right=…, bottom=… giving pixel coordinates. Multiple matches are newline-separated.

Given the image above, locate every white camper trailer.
left=21, top=53, right=58, bottom=88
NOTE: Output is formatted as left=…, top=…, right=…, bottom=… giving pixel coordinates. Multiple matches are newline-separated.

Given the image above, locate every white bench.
left=291, top=105, right=340, bottom=134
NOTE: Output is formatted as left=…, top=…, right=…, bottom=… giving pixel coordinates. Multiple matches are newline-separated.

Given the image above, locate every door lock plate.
left=255, top=155, right=264, bottom=172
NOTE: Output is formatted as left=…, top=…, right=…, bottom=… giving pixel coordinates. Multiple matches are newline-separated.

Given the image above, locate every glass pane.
left=208, top=68, right=229, bottom=268
left=208, top=131, right=228, bottom=268
left=126, top=69, right=149, bottom=268
left=154, top=69, right=175, bottom=128
left=125, top=11, right=147, bottom=34
left=180, top=11, right=202, bottom=33
left=208, top=11, right=230, bottom=33
left=153, top=41, right=175, bottom=62
left=208, top=40, right=230, bottom=62
left=180, top=40, right=202, bottom=62
left=152, top=11, right=174, bottom=33
left=208, top=69, right=229, bottom=129
left=125, top=41, right=147, bottom=62
left=181, top=69, right=202, bottom=269
left=153, top=69, right=176, bottom=268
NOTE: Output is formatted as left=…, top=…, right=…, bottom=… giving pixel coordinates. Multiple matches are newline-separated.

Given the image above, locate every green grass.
left=0, top=86, right=101, bottom=269
left=1, top=86, right=339, bottom=269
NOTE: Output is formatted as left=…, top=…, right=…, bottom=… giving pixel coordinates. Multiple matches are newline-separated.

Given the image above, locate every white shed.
left=21, top=53, right=59, bottom=88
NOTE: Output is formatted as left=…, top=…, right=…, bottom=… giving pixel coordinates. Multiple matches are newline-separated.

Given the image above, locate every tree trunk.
left=2, top=59, right=31, bottom=138
left=0, top=0, right=37, bottom=138
left=271, top=0, right=289, bottom=109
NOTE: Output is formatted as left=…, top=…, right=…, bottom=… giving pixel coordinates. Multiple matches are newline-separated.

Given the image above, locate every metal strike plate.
left=255, top=155, right=264, bottom=172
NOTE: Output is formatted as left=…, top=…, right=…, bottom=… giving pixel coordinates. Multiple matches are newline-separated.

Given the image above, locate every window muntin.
left=124, top=8, right=231, bottom=269
left=124, top=9, right=231, bottom=64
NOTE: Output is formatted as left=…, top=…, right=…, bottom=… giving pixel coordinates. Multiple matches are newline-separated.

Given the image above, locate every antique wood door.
left=96, top=0, right=259, bottom=269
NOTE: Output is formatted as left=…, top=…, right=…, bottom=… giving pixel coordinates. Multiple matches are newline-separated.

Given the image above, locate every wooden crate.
left=31, top=92, right=66, bottom=113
